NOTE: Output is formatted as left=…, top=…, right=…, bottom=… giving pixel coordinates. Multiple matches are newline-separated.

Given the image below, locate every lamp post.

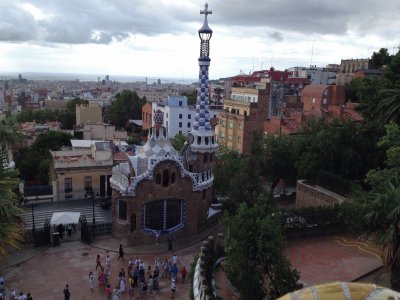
left=31, top=203, right=36, bottom=234
left=86, top=188, right=96, bottom=239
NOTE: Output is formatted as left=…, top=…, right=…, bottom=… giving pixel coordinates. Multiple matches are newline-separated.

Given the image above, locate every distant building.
left=287, top=65, right=337, bottom=85
left=83, top=124, right=127, bottom=141
left=76, top=102, right=102, bottom=125
left=218, top=80, right=270, bottom=154
left=50, top=142, right=119, bottom=201
left=264, top=85, right=362, bottom=136
left=151, top=96, right=221, bottom=138
left=353, top=69, right=384, bottom=79
left=141, top=102, right=153, bottom=131
left=21, top=121, right=61, bottom=146
left=44, top=99, right=68, bottom=112
left=336, top=59, right=370, bottom=86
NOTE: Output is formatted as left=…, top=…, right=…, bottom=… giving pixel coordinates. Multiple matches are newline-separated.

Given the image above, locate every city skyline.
left=1, top=0, right=400, bottom=80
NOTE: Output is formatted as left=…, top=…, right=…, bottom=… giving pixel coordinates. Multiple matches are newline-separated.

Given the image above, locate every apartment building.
left=218, top=81, right=270, bottom=154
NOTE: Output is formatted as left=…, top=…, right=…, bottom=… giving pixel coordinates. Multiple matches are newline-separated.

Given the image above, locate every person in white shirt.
left=172, top=253, right=178, bottom=265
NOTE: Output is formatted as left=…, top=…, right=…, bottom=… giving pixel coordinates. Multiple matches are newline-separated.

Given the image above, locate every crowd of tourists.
left=87, top=248, right=188, bottom=299
left=0, top=275, right=34, bottom=300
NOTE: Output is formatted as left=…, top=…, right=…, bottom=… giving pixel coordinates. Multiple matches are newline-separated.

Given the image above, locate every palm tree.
left=376, top=88, right=400, bottom=125
left=364, top=180, right=400, bottom=290
left=0, top=149, right=24, bottom=257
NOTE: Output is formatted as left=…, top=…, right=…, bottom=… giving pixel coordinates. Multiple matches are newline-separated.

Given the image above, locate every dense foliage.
left=16, top=98, right=88, bottom=129
left=224, top=197, right=301, bottom=299
left=0, top=149, right=23, bottom=257
left=104, top=90, right=145, bottom=129
left=17, top=131, right=73, bottom=184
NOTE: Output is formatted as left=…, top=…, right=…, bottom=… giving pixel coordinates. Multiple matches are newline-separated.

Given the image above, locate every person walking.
left=181, top=266, right=187, bottom=283
left=105, top=284, right=112, bottom=300
left=161, top=259, right=169, bottom=278
left=10, top=288, right=16, bottom=300
left=105, top=254, right=111, bottom=269
left=112, top=286, right=120, bottom=300
left=172, top=253, right=178, bottom=265
left=89, top=272, right=95, bottom=291
left=96, top=254, right=102, bottom=270
left=63, top=284, right=70, bottom=300
left=118, top=244, right=124, bottom=260
left=170, top=278, right=176, bottom=299
left=26, top=293, right=32, bottom=300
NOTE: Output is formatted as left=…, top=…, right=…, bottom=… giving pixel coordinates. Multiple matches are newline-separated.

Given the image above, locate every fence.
left=81, top=221, right=113, bottom=244
left=23, top=223, right=51, bottom=248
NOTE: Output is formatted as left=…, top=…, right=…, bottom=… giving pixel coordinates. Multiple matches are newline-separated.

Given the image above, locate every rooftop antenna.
left=310, top=40, right=315, bottom=66
left=252, top=57, right=255, bottom=73
left=270, top=55, right=274, bottom=68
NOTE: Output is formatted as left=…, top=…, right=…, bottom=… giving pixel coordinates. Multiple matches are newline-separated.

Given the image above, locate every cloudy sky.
left=1, top=0, right=400, bottom=80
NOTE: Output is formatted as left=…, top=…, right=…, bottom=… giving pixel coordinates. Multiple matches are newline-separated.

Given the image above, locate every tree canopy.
left=0, top=149, right=23, bottom=257
left=105, top=90, right=145, bottom=129
left=370, top=48, right=392, bottom=69
left=17, top=131, right=73, bottom=184
left=224, top=197, right=301, bottom=299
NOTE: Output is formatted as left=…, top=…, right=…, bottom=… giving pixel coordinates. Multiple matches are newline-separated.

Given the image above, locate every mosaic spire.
left=193, top=3, right=213, bottom=132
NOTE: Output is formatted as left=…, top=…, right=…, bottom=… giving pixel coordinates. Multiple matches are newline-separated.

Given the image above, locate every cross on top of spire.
left=200, top=3, right=212, bottom=16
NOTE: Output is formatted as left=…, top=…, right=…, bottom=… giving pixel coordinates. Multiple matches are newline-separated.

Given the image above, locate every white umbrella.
left=51, top=212, right=81, bottom=225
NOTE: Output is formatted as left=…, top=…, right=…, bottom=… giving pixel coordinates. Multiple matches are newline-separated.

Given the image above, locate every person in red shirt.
left=105, top=284, right=111, bottom=300
left=180, top=266, right=187, bottom=283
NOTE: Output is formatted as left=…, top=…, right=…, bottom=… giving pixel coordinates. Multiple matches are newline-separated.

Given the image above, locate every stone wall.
left=295, top=180, right=346, bottom=208
left=193, top=233, right=225, bottom=300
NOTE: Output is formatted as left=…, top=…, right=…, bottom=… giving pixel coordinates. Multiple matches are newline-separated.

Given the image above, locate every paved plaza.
left=2, top=240, right=197, bottom=299
left=0, top=232, right=385, bottom=299
left=285, top=234, right=383, bottom=286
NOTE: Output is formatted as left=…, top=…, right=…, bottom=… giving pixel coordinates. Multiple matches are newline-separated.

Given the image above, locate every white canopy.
left=51, top=212, right=81, bottom=225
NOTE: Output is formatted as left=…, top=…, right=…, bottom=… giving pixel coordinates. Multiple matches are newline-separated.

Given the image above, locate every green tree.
left=181, top=90, right=197, bottom=106
left=0, top=149, right=23, bottom=257
left=0, top=118, right=25, bottom=150
left=105, top=90, right=145, bottom=129
left=384, top=50, right=400, bottom=86
left=170, top=133, right=186, bottom=151
left=262, top=135, right=297, bottom=198
left=366, top=122, right=400, bottom=192
left=224, top=197, right=301, bottom=299
left=17, top=131, right=72, bottom=184
left=363, top=123, right=400, bottom=290
left=370, top=48, right=392, bottom=69
left=375, top=88, right=400, bottom=124
left=66, top=98, right=89, bottom=113
left=294, top=118, right=376, bottom=183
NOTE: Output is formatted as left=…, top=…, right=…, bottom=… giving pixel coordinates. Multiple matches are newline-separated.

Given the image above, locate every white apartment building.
left=288, top=66, right=337, bottom=85
left=152, top=96, right=221, bottom=138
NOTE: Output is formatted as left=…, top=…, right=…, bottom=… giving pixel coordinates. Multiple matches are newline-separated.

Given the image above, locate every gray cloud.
left=212, top=0, right=400, bottom=35
left=0, top=0, right=399, bottom=45
left=268, top=31, right=283, bottom=42
left=0, top=5, right=38, bottom=41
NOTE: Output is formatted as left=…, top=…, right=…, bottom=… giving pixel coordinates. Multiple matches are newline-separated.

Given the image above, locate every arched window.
left=118, top=199, right=127, bottom=221
left=205, top=137, right=209, bottom=145
left=171, top=172, right=176, bottom=184
left=163, top=169, right=170, bottom=187
left=131, top=214, right=136, bottom=232
left=144, top=199, right=183, bottom=231
left=197, top=136, right=201, bottom=145
left=156, top=173, right=161, bottom=184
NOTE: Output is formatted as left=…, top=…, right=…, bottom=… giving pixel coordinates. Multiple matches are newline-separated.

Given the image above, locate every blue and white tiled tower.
left=187, top=3, right=218, bottom=154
